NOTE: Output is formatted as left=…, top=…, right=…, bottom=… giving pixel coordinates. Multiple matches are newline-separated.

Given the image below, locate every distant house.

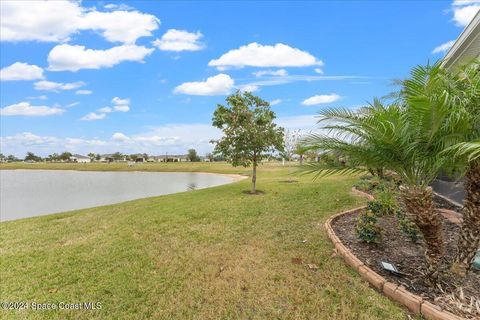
left=99, top=154, right=127, bottom=162
left=442, top=10, right=479, bottom=69
left=70, top=154, right=91, bottom=163
left=157, top=155, right=189, bottom=162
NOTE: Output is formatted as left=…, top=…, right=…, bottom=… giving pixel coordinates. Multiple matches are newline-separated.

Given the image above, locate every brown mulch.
left=433, top=194, right=462, bottom=213
left=332, top=210, right=480, bottom=319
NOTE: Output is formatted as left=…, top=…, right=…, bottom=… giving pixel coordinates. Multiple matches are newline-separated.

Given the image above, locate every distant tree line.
left=0, top=149, right=228, bottom=163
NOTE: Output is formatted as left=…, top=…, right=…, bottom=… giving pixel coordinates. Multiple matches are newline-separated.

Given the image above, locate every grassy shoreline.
left=0, top=161, right=253, bottom=174
left=0, top=163, right=408, bottom=319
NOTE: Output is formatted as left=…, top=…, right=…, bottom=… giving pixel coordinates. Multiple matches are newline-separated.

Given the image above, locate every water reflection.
left=0, top=170, right=234, bottom=221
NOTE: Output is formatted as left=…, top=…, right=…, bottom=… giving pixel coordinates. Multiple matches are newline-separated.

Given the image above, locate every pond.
left=0, top=170, right=237, bottom=221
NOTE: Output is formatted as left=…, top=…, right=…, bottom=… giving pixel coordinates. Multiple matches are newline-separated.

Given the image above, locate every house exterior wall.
left=442, top=10, right=480, bottom=69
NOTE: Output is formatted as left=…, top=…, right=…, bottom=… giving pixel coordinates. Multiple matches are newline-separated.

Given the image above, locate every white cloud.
left=112, top=97, right=130, bottom=105
left=80, top=112, right=106, bottom=121
left=76, top=90, right=92, bottom=95
left=112, top=132, right=130, bottom=142
left=113, top=105, right=130, bottom=112
left=208, top=43, right=323, bottom=69
left=453, top=0, right=480, bottom=5
left=47, top=44, right=154, bottom=72
left=104, top=3, right=133, bottom=11
left=238, top=84, right=259, bottom=92
left=79, top=10, right=159, bottom=44
left=110, top=123, right=222, bottom=153
left=252, top=69, right=288, bottom=77
left=27, top=95, right=48, bottom=100
left=451, top=1, right=480, bottom=26
left=0, top=62, right=44, bottom=81
left=174, top=74, right=234, bottom=96
left=85, top=96, right=131, bottom=119
left=314, top=68, right=324, bottom=75
left=432, top=40, right=455, bottom=54
left=66, top=102, right=79, bottom=108
left=302, top=94, right=341, bottom=106
left=65, top=138, right=107, bottom=146
left=153, top=29, right=204, bottom=51
left=98, top=107, right=113, bottom=113
left=275, top=114, right=318, bottom=131
left=270, top=99, right=282, bottom=106
left=0, top=102, right=65, bottom=116
left=34, top=80, right=85, bottom=91
left=0, top=132, right=109, bottom=157
left=111, top=97, right=130, bottom=112
left=0, top=0, right=159, bottom=43
left=240, top=75, right=363, bottom=90
left=1, top=114, right=333, bottom=157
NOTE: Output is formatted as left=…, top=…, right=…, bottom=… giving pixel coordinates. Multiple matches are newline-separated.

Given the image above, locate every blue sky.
left=1, top=0, right=478, bottom=157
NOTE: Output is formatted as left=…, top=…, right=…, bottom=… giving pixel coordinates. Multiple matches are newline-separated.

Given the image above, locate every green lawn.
left=0, top=162, right=408, bottom=319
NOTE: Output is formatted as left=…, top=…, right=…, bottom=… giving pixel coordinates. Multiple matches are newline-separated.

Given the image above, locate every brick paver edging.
left=325, top=204, right=466, bottom=320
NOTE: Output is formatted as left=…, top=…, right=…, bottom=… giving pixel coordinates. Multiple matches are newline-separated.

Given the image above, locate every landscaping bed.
left=332, top=208, right=480, bottom=319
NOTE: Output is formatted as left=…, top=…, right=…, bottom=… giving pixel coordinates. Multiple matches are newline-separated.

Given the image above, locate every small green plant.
left=396, top=210, right=419, bottom=242
left=366, top=189, right=398, bottom=216
left=354, top=176, right=396, bottom=194
left=356, top=210, right=383, bottom=244
left=353, top=179, right=372, bottom=192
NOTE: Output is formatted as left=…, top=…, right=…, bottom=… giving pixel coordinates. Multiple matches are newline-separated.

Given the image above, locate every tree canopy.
left=212, top=91, right=284, bottom=192
left=212, top=91, right=284, bottom=167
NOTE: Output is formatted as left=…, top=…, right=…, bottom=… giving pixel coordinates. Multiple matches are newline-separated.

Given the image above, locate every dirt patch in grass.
left=241, top=190, right=266, bottom=195
left=332, top=210, right=480, bottom=319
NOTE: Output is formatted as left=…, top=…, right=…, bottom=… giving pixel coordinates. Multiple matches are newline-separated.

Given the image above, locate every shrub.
left=366, top=189, right=398, bottom=216
left=353, top=179, right=372, bottom=192
left=396, top=210, right=419, bottom=242
left=354, top=176, right=396, bottom=194
left=356, top=210, right=383, bottom=244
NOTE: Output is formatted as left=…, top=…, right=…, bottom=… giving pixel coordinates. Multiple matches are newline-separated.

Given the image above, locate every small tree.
left=88, top=152, right=96, bottom=161
left=59, top=152, right=72, bottom=161
left=25, top=152, right=41, bottom=162
left=7, top=155, right=18, bottom=162
left=187, top=149, right=200, bottom=162
left=112, top=152, right=124, bottom=161
left=212, top=91, right=284, bottom=193
left=47, top=153, right=59, bottom=162
left=281, top=129, right=301, bottom=165
left=205, top=153, right=214, bottom=162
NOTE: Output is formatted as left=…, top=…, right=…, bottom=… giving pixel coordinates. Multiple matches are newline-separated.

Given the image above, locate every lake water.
left=0, top=170, right=236, bottom=222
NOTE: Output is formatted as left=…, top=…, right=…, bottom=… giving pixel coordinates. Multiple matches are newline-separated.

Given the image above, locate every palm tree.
left=438, top=60, right=480, bottom=276
left=301, top=87, right=455, bottom=282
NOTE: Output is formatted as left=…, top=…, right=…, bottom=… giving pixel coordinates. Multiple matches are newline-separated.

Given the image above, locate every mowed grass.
left=0, top=163, right=408, bottom=319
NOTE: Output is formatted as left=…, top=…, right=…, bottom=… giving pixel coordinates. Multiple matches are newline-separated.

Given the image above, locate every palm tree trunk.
left=401, top=186, right=445, bottom=282
left=451, top=160, right=480, bottom=276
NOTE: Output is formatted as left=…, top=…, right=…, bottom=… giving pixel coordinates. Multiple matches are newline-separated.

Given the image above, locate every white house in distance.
left=70, top=154, right=91, bottom=163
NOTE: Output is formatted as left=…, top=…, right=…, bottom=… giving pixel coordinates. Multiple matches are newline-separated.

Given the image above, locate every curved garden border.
left=325, top=190, right=466, bottom=320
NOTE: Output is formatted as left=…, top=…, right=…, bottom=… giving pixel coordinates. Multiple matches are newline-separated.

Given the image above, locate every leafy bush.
left=396, top=210, right=419, bottom=242
left=354, top=176, right=396, bottom=194
left=366, top=200, right=383, bottom=215
left=356, top=210, right=383, bottom=244
left=366, top=189, right=398, bottom=216
left=353, top=179, right=372, bottom=192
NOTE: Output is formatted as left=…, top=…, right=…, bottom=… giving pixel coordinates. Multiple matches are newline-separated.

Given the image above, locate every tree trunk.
left=451, top=160, right=480, bottom=277
left=401, top=186, right=445, bottom=283
left=376, top=168, right=384, bottom=179
left=299, top=155, right=303, bottom=166
left=252, top=160, right=257, bottom=194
